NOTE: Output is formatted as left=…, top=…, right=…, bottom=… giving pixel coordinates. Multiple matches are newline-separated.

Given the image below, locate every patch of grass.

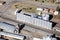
left=11, top=2, right=36, bottom=13
left=30, top=0, right=42, bottom=2
left=22, top=7, right=36, bottom=13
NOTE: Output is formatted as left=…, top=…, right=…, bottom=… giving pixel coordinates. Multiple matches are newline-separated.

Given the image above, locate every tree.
left=56, top=6, right=60, bottom=13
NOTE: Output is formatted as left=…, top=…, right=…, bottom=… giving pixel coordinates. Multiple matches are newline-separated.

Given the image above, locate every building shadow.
left=18, top=24, right=25, bottom=33
left=49, top=15, right=53, bottom=20
left=52, top=22, right=57, bottom=28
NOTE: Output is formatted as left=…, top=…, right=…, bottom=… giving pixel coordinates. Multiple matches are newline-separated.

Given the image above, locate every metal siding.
left=17, top=13, right=52, bottom=30
left=39, top=19, right=41, bottom=26
left=17, top=13, right=25, bottom=22
left=46, top=22, right=49, bottom=29
left=25, top=16, right=31, bottom=24
left=49, top=22, right=52, bottom=29
left=44, top=21, right=47, bottom=29
left=41, top=20, right=43, bottom=28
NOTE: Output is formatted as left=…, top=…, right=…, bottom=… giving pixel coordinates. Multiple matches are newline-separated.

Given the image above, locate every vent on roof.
left=24, top=13, right=31, bottom=17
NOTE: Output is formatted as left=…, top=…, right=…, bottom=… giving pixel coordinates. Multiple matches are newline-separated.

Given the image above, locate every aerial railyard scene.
left=0, top=0, right=60, bottom=40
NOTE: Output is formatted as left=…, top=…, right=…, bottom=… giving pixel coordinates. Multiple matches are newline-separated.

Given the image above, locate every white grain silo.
left=42, top=14, right=49, bottom=21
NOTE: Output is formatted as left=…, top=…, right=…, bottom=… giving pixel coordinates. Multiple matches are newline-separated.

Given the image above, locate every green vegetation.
left=56, top=6, right=60, bottom=13
left=12, top=2, right=36, bottom=13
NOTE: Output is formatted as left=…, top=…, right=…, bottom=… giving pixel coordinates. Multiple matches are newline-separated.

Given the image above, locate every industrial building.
left=0, top=21, right=18, bottom=34
left=0, top=0, right=60, bottom=40
left=0, top=22, right=26, bottom=40
left=16, top=10, right=54, bottom=30
left=0, top=31, right=26, bottom=40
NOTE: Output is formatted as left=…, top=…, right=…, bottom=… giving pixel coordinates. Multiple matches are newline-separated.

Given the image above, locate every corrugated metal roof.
left=0, top=22, right=16, bottom=33
left=0, top=32, right=25, bottom=40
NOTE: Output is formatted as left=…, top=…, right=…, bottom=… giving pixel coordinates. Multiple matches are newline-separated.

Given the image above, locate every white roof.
left=37, top=8, right=43, bottom=11
left=0, top=22, right=16, bottom=33
left=54, top=11, right=59, bottom=15
left=0, top=32, right=25, bottom=40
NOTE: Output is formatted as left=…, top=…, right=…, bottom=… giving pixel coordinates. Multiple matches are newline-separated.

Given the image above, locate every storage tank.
left=42, top=14, right=49, bottom=21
